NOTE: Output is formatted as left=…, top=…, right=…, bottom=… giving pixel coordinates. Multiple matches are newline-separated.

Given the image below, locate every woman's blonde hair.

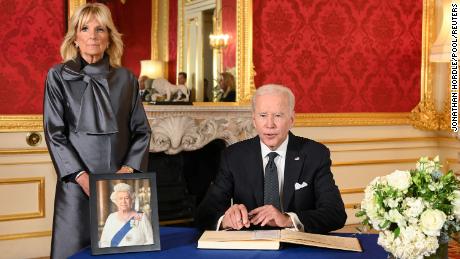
left=60, top=3, right=123, bottom=67
left=220, top=72, right=236, bottom=91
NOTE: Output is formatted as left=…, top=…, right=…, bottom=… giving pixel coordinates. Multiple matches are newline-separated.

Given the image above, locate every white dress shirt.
left=216, top=135, right=304, bottom=231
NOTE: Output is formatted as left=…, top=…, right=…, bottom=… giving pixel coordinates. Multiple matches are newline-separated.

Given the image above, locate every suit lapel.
left=247, top=136, right=264, bottom=207
left=283, top=133, right=304, bottom=211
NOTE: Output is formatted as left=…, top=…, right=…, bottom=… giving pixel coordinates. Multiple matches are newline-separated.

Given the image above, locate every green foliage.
left=357, top=156, right=460, bottom=237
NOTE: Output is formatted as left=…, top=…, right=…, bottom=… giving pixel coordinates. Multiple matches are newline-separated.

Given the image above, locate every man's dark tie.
left=264, top=152, right=281, bottom=210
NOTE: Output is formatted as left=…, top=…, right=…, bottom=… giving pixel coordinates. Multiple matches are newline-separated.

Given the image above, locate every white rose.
left=419, top=209, right=446, bottom=236
left=386, top=170, right=411, bottom=191
left=452, top=190, right=460, bottom=219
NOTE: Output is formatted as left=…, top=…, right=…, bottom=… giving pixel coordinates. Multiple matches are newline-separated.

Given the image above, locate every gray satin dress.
left=43, top=55, right=151, bottom=258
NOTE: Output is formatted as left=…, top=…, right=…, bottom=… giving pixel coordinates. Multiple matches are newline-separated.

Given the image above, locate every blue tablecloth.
left=70, top=227, right=388, bottom=259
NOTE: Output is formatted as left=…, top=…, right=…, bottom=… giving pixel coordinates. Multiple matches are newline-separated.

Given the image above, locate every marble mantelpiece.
left=144, top=105, right=256, bottom=154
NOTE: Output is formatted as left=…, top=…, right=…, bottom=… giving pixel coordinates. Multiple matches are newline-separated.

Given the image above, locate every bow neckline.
left=61, top=55, right=118, bottom=135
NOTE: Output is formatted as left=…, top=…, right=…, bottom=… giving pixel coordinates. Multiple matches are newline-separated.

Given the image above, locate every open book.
left=197, top=229, right=362, bottom=252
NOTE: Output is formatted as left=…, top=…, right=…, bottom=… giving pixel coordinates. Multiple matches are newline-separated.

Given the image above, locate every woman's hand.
left=75, top=171, right=90, bottom=196
left=117, top=165, right=134, bottom=174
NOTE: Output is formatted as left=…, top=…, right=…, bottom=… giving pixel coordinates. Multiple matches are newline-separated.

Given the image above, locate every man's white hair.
left=109, top=182, right=135, bottom=204
left=251, top=84, right=295, bottom=113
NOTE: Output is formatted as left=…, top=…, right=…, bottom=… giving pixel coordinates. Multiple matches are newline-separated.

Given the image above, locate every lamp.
left=140, top=60, right=164, bottom=79
left=430, top=0, right=452, bottom=62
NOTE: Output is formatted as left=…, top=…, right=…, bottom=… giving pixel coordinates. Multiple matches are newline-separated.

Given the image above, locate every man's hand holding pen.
left=221, top=204, right=293, bottom=230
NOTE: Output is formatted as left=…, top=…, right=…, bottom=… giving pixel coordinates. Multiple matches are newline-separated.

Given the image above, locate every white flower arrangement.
left=357, top=156, right=460, bottom=259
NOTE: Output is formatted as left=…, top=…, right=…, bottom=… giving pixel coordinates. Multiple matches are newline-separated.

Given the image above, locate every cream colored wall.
left=0, top=131, right=55, bottom=258
left=0, top=126, right=458, bottom=258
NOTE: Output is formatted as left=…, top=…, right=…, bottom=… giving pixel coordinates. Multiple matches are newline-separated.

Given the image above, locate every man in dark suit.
left=196, top=84, right=346, bottom=233
left=138, top=75, right=151, bottom=102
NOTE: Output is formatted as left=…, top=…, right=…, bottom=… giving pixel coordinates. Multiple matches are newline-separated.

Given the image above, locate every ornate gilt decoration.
left=68, top=0, right=86, bottom=18
left=177, top=0, right=184, bottom=81
left=158, top=0, right=169, bottom=64
left=439, top=98, right=453, bottom=131
left=410, top=99, right=440, bottom=130
left=410, top=0, right=435, bottom=130
left=409, top=0, right=445, bottom=131
left=236, top=0, right=256, bottom=104
left=151, top=0, right=159, bottom=60
left=177, top=0, right=255, bottom=104
left=0, top=115, right=43, bottom=132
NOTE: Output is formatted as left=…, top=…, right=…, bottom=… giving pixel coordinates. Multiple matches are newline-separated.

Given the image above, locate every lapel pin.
left=294, top=157, right=300, bottom=160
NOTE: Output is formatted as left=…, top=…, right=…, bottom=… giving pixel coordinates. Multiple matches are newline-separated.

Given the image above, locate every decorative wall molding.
left=0, top=111, right=432, bottom=132
left=0, top=149, right=48, bottom=155
left=446, top=158, right=460, bottom=172
left=0, top=161, right=51, bottom=165
left=0, top=230, right=51, bottom=241
left=345, top=203, right=361, bottom=209
left=320, top=136, right=456, bottom=144
left=332, top=145, right=451, bottom=153
left=0, top=115, right=42, bottom=132
left=295, top=113, right=410, bottom=127
left=340, top=188, right=365, bottom=194
left=333, top=158, right=418, bottom=167
left=0, top=177, right=45, bottom=222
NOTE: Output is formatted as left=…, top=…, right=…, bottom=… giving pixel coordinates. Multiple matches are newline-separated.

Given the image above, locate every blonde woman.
left=43, top=3, right=151, bottom=258
left=218, top=72, right=236, bottom=102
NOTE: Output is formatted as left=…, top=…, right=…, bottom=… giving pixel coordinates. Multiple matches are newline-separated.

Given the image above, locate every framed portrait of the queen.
left=89, top=173, right=160, bottom=255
